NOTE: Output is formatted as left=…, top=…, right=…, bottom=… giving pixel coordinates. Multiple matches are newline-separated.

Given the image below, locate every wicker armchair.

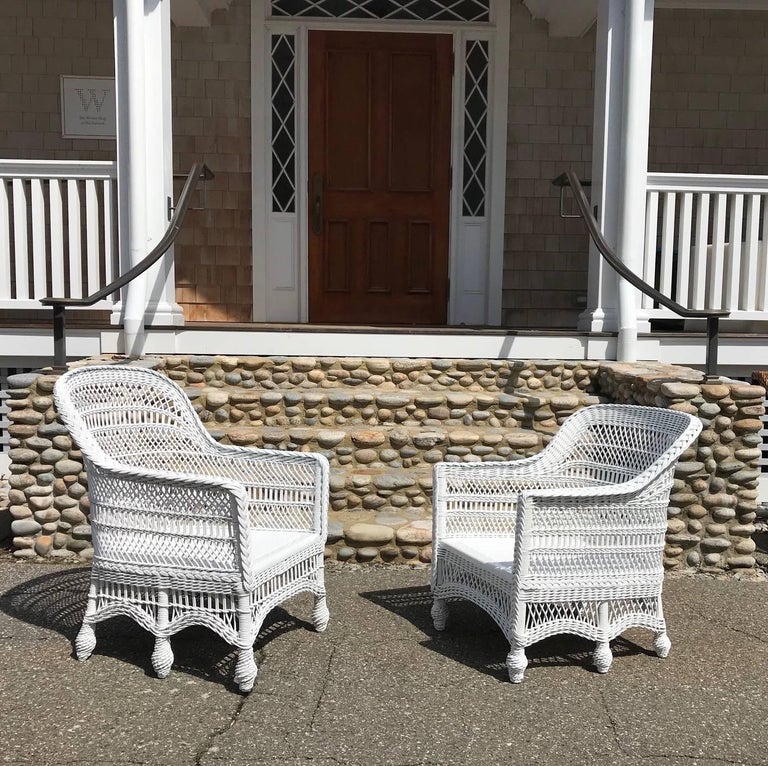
left=54, top=365, right=330, bottom=692
left=431, top=403, right=702, bottom=682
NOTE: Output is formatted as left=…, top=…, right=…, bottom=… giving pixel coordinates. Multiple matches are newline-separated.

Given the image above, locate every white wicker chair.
left=431, top=403, right=702, bottom=682
left=54, top=364, right=330, bottom=692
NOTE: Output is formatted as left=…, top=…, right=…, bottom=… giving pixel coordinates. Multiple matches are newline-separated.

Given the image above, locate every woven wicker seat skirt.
left=430, top=403, right=703, bottom=683
left=440, top=539, right=664, bottom=596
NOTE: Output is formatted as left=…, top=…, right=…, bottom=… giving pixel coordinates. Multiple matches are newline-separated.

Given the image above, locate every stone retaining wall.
left=3, top=355, right=765, bottom=570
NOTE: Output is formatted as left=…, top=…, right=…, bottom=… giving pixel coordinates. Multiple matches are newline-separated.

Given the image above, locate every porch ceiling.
left=170, top=0, right=233, bottom=27
left=523, top=0, right=597, bottom=37
left=524, top=0, right=767, bottom=38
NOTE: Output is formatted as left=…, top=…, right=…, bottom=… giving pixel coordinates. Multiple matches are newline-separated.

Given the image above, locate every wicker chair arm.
left=432, top=458, right=591, bottom=518
left=198, top=445, right=330, bottom=535
left=513, top=483, right=671, bottom=587
left=84, top=457, right=257, bottom=589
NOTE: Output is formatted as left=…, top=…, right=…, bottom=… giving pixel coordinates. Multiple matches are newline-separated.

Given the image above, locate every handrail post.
left=52, top=302, right=66, bottom=369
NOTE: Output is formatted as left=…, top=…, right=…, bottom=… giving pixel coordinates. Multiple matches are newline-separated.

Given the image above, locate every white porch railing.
left=643, top=172, right=768, bottom=321
left=0, top=160, right=118, bottom=311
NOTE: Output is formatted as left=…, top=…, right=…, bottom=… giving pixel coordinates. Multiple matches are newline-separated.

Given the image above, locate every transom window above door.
left=269, top=0, right=490, bottom=22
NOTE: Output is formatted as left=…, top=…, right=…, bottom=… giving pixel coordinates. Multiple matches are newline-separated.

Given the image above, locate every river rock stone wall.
left=3, top=355, right=765, bottom=570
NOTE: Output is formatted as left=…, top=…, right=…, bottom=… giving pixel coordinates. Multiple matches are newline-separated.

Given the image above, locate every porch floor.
left=1, top=317, right=768, bottom=378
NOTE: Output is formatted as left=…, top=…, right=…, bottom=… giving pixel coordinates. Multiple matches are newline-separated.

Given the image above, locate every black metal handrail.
left=554, top=171, right=729, bottom=376
left=40, top=162, right=213, bottom=367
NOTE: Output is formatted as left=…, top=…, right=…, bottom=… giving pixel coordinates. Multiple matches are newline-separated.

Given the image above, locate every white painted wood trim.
left=251, top=0, right=269, bottom=321
left=296, top=23, right=309, bottom=323
left=647, top=172, right=768, bottom=193
left=0, top=160, right=116, bottom=180
left=487, top=1, right=510, bottom=325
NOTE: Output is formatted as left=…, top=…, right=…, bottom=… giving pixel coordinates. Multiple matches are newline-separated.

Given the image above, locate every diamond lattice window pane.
left=462, top=39, right=489, bottom=217
left=270, top=0, right=490, bottom=22
left=271, top=34, right=297, bottom=214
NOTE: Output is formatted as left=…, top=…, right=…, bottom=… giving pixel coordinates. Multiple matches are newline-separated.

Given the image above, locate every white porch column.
left=616, top=0, right=654, bottom=361
left=143, top=0, right=184, bottom=328
left=112, top=0, right=181, bottom=358
left=578, top=0, right=621, bottom=333
left=579, top=0, right=654, bottom=363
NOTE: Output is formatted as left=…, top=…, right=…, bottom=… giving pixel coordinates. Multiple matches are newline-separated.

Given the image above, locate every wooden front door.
left=308, top=30, right=453, bottom=325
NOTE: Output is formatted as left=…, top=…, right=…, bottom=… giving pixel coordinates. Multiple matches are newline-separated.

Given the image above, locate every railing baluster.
left=49, top=179, right=65, bottom=298
left=742, top=194, right=760, bottom=311
left=0, top=180, right=10, bottom=300
left=758, top=196, right=768, bottom=312
left=723, top=193, right=744, bottom=311
left=12, top=178, right=29, bottom=300
left=103, top=178, right=115, bottom=289
left=709, top=193, right=727, bottom=311
left=659, top=191, right=676, bottom=299
left=642, top=191, right=659, bottom=309
left=67, top=179, right=83, bottom=299
left=691, top=192, right=710, bottom=310
left=31, top=178, right=47, bottom=299
left=676, top=192, right=693, bottom=308
left=85, top=178, right=100, bottom=295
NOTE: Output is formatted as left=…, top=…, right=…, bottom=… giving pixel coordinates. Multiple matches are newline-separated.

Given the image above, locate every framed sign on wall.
left=60, top=76, right=116, bottom=139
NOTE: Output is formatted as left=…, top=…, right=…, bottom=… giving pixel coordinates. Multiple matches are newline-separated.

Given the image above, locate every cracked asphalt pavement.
left=1, top=559, right=767, bottom=766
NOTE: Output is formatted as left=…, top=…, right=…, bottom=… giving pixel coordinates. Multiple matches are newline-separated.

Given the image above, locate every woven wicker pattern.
left=431, top=403, right=702, bottom=682
left=55, top=365, right=330, bottom=692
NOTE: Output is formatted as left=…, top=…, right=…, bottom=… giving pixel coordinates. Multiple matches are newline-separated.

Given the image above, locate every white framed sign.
left=60, top=76, right=116, bottom=139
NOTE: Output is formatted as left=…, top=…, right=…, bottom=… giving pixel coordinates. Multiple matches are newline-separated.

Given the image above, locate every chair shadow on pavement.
left=361, top=584, right=654, bottom=681
left=0, top=566, right=313, bottom=690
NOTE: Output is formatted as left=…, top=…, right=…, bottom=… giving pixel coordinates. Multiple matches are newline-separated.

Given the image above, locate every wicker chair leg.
left=507, top=644, right=528, bottom=683
left=431, top=598, right=449, bottom=631
left=312, top=594, right=330, bottom=633
left=151, top=637, right=174, bottom=679
left=653, top=631, right=671, bottom=658
left=75, top=622, right=97, bottom=661
left=593, top=641, right=613, bottom=674
left=234, top=649, right=258, bottom=693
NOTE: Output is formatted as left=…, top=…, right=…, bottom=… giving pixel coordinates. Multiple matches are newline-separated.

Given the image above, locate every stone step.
left=326, top=464, right=434, bottom=564
left=209, top=421, right=563, bottom=470
left=162, top=355, right=601, bottom=396
left=192, top=384, right=603, bottom=432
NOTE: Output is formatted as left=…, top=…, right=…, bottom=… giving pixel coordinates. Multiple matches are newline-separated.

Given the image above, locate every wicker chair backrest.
left=545, top=404, right=698, bottom=486
left=55, top=365, right=212, bottom=472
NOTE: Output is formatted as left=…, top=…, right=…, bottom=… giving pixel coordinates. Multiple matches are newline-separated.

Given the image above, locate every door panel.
left=308, top=30, right=452, bottom=325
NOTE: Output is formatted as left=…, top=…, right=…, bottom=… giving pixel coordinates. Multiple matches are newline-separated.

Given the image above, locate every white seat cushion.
left=249, top=530, right=319, bottom=576
left=442, top=537, right=516, bottom=582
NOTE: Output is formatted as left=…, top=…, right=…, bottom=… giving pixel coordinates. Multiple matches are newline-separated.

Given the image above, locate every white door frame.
left=250, top=0, right=509, bottom=326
